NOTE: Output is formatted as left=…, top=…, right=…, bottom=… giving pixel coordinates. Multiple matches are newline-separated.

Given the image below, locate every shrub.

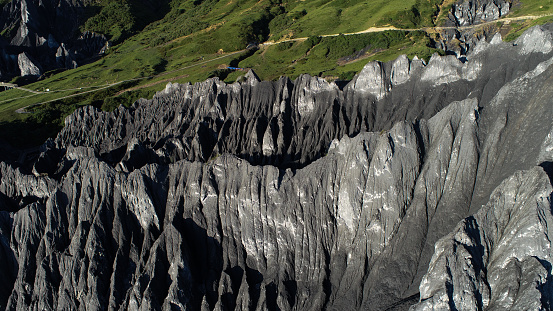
left=338, top=71, right=357, bottom=81
left=84, top=1, right=136, bottom=42
left=381, top=0, right=443, bottom=29
left=322, top=31, right=407, bottom=59
left=276, top=41, right=294, bottom=51
left=305, top=35, right=322, bottom=48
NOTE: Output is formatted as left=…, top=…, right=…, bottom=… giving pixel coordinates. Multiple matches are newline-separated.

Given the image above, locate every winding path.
left=7, top=13, right=553, bottom=113
left=10, top=49, right=246, bottom=113
left=262, top=13, right=553, bottom=45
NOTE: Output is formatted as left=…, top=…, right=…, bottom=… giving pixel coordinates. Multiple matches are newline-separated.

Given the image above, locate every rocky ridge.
left=1, top=25, right=553, bottom=311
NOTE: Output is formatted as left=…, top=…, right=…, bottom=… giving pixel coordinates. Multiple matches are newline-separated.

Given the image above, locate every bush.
left=268, top=8, right=307, bottom=35
left=208, top=69, right=232, bottom=80
left=84, top=1, right=136, bottom=42
left=208, top=12, right=272, bottom=52
left=381, top=0, right=442, bottom=29
left=276, top=41, right=294, bottom=51
left=290, top=9, right=307, bottom=20
left=305, top=35, right=322, bottom=48
left=322, top=31, right=407, bottom=59
left=102, top=97, right=126, bottom=111
left=338, top=71, right=357, bottom=80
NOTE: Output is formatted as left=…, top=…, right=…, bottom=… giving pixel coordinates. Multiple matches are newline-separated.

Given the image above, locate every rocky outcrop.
left=411, top=166, right=553, bottom=311
left=449, top=0, right=511, bottom=27
left=53, top=25, right=553, bottom=171
left=1, top=25, right=553, bottom=310
left=17, top=51, right=41, bottom=76
left=0, top=0, right=108, bottom=81
left=436, top=0, right=513, bottom=56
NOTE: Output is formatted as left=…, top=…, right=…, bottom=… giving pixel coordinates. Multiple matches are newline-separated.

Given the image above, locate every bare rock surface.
left=411, top=167, right=553, bottom=311
left=438, top=0, right=513, bottom=56
left=53, top=25, right=553, bottom=171
left=449, top=0, right=511, bottom=27
left=0, top=0, right=108, bottom=80
left=1, top=25, right=553, bottom=311
left=17, top=51, right=41, bottom=76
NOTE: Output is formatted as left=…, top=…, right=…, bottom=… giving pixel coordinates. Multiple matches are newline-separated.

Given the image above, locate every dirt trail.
left=114, top=74, right=190, bottom=96
left=9, top=12, right=553, bottom=114
left=1, top=82, right=43, bottom=94
left=12, top=49, right=246, bottom=113
left=263, top=13, right=553, bottom=46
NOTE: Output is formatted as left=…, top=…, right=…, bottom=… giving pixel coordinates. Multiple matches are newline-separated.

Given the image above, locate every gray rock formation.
left=1, top=25, right=553, bottom=311
left=411, top=167, right=553, bottom=311
left=53, top=24, right=553, bottom=171
left=17, top=51, right=41, bottom=76
left=0, top=0, right=107, bottom=80
left=55, top=43, right=77, bottom=70
left=437, top=0, right=512, bottom=56
left=449, top=0, right=511, bottom=26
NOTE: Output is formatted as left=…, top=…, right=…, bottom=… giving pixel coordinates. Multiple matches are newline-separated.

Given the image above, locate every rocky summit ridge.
left=1, top=25, right=553, bottom=311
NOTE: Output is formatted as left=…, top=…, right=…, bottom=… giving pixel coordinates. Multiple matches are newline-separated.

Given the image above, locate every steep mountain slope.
left=0, top=25, right=552, bottom=310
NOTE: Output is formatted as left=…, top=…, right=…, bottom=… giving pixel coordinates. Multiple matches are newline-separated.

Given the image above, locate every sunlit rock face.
left=17, top=52, right=41, bottom=76
left=1, top=25, right=553, bottom=311
left=411, top=167, right=553, bottom=311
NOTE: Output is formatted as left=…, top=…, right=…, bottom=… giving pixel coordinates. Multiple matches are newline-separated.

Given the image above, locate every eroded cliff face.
left=1, top=25, right=553, bottom=311
left=437, top=0, right=514, bottom=56
left=449, top=0, right=511, bottom=27
left=0, top=0, right=108, bottom=80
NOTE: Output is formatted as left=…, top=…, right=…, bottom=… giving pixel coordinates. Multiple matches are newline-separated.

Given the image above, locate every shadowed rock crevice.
left=539, top=161, right=553, bottom=185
